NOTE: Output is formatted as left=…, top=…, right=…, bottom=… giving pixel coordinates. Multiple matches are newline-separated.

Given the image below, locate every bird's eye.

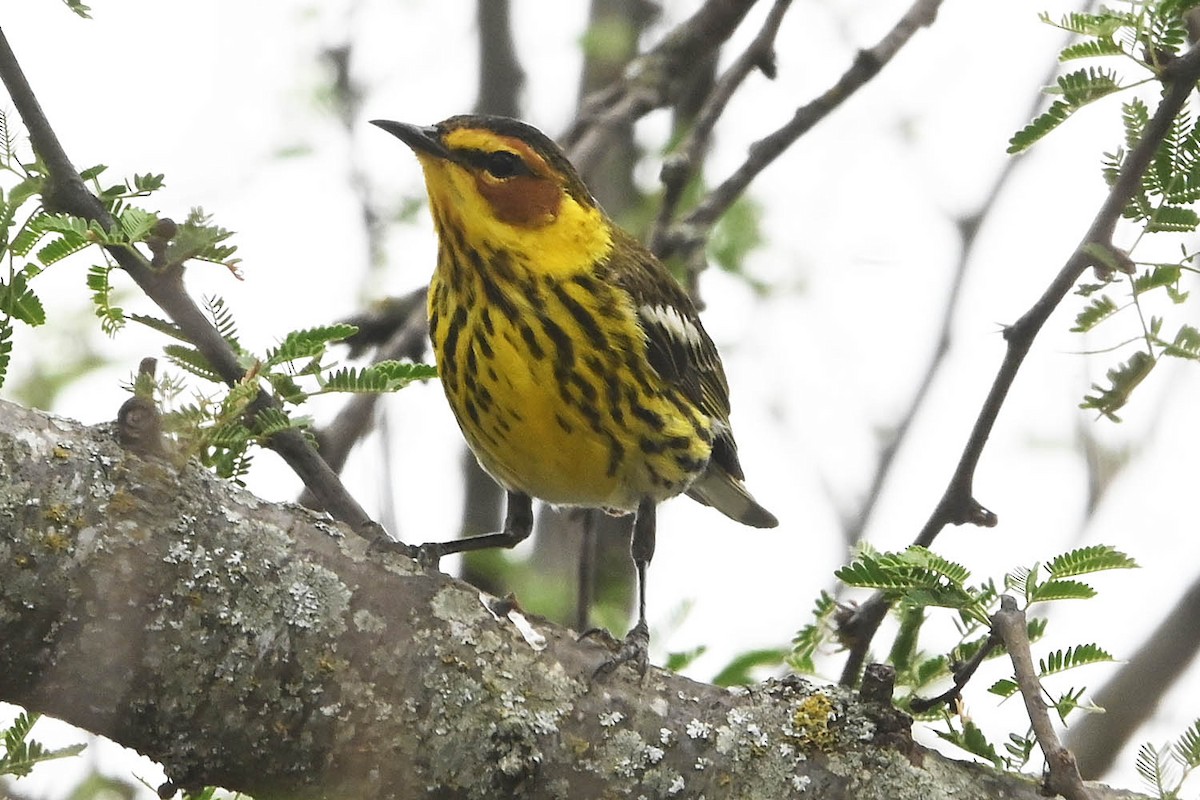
left=482, top=150, right=527, bottom=180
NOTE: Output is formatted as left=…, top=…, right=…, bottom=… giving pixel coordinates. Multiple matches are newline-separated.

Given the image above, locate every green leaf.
left=318, top=361, right=437, bottom=394
left=710, top=195, right=764, bottom=276
left=36, top=232, right=89, bottom=265
left=163, top=344, right=222, bottom=383
left=129, top=313, right=187, bottom=342
left=1173, top=719, right=1200, bottom=768
left=0, top=273, right=45, bottom=326
left=935, top=719, right=1002, bottom=768
left=265, top=324, right=358, bottom=368
left=1122, top=98, right=1150, bottom=149
left=1135, top=743, right=1169, bottom=794
left=1147, top=205, right=1200, bottom=233
left=1059, top=38, right=1126, bottom=61
left=1028, top=578, right=1096, bottom=603
left=988, top=678, right=1019, bottom=698
left=117, top=206, right=158, bottom=242
left=1080, top=349, right=1156, bottom=421
left=788, top=591, right=837, bottom=674
left=0, top=318, right=11, bottom=390
left=1038, top=644, right=1114, bottom=675
left=1039, top=11, right=1125, bottom=37
left=204, top=295, right=240, bottom=349
left=711, top=648, right=786, bottom=687
left=161, top=208, right=239, bottom=268
left=1047, top=544, right=1139, bottom=577
left=1055, top=66, right=1122, bottom=106
left=0, top=711, right=86, bottom=778
left=1133, top=264, right=1182, bottom=295
left=1071, top=294, right=1118, bottom=332
left=86, top=264, right=124, bottom=336
left=9, top=224, right=45, bottom=258
left=910, top=655, right=949, bottom=691
left=62, top=0, right=92, bottom=18
left=1009, top=99, right=1075, bottom=154
left=665, top=645, right=706, bottom=673
left=1049, top=685, right=1089, bottom=724
left=1010, top=67, right=1124, bottom=155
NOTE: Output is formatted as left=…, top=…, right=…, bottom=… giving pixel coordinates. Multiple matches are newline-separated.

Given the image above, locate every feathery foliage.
left=1136, top=717, right=1200, bottom=799
left=803, top=543, right=1136, bottom=767
left=0, top=711, right=85, bottom=779
left=1005, top=1, right=1200, bottom=419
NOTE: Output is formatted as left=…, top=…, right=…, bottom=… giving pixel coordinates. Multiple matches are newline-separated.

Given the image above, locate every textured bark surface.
left=0, top=399, right=1147, bottom=799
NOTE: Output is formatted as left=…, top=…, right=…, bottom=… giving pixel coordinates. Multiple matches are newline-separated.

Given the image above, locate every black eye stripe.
left=459, top=148, right=532, bottom=179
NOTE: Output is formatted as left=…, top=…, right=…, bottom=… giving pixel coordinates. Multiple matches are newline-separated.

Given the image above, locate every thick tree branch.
left=0, top=398, right=1150, bottom=800
left=838, top=42, right=1200, bottom=687
left=0, top=27, right=380, bottom=539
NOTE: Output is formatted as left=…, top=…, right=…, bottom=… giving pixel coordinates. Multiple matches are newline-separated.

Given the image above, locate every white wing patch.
left=639, top=303, right=703, bottom=349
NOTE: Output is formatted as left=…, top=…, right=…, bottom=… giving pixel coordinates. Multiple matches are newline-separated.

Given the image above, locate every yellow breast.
left=427, top=242, right=713, bottom=512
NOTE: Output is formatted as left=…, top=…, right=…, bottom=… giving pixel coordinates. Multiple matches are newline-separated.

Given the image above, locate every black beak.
left=369, top=119, right=451, bottom=159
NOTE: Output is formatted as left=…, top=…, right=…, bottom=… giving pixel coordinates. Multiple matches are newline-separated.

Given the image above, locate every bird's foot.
left=366, top=535, right=419, bottom=560
left=591, top=620, right=650, bottom=680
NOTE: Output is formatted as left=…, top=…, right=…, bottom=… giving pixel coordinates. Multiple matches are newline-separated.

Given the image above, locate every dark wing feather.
left=606, top=229, right=745, bottom=481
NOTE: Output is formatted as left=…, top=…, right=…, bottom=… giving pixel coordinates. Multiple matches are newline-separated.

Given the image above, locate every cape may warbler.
left=372, top=114, right=776, bottom=671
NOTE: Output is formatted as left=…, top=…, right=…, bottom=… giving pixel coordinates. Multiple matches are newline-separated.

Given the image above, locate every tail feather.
left=686, top=468, right=778, bottom=529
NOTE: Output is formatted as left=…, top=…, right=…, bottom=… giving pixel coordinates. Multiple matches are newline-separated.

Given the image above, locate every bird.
left=371, top=114, right=777, bottom=674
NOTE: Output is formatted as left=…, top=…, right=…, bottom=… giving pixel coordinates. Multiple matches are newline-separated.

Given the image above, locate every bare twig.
left=838, top=25, right=1071, bottom=546
left=993, top=597, right=1095, bottom=800
left=648, top=0, right=793, bottom=254
left=668, top=0, right=943, bottom=259
left=563, top=0, right=759, bottom=174
left=909, top=631, right=1003, bottom=714
left=0, top=28, right=382, bottom=539
left=838, top=41, right=1200, bottom=687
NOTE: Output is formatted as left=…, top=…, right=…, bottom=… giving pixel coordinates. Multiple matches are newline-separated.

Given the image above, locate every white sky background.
left=3, top=0, right=1200, bottom=796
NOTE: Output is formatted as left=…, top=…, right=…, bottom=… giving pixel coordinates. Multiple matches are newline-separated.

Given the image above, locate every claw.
left=593, top=620, right=650, bottom=680
left=415, top=543, right=444, bottom=570
left=367, top=535, right=419, bottom=560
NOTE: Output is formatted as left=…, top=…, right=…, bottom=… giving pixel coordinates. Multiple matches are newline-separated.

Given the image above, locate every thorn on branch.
left=964, top=499, right=998, bottom=528
left=755, top=49, right=778, bottom=80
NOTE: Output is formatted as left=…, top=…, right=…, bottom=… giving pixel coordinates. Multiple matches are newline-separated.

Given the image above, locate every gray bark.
left=0, top=398, right=1147, bottom=799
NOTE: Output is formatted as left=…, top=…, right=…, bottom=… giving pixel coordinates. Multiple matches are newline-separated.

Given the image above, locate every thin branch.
left=916, top=43, right=1200, bottom=545
left=648, top=0, right=794, bottom=254
left=909, top=631, right=1002, bottom=714
left=0, top=27, right=382, bottom=539
left=993, top=597, right=1095, bottom=800
left=562, top=0, right=759, bottom=173
left=667, top=0, right=943, bottom=257
left=838, top=26, right=1073, bottom=549
left=838, top=41, right=1200, bottom=687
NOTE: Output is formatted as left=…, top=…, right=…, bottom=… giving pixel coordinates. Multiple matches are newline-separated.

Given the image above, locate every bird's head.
left=371, top=115, right=612, bottom=275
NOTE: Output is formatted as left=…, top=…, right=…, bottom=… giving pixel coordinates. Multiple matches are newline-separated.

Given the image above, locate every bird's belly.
left=435, top=304, right=711, bottom=511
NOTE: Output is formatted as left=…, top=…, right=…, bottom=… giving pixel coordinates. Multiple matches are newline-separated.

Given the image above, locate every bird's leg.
left=413, top=490, right=534, bottom=569
left=594, top=497, right=655, bottom=678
